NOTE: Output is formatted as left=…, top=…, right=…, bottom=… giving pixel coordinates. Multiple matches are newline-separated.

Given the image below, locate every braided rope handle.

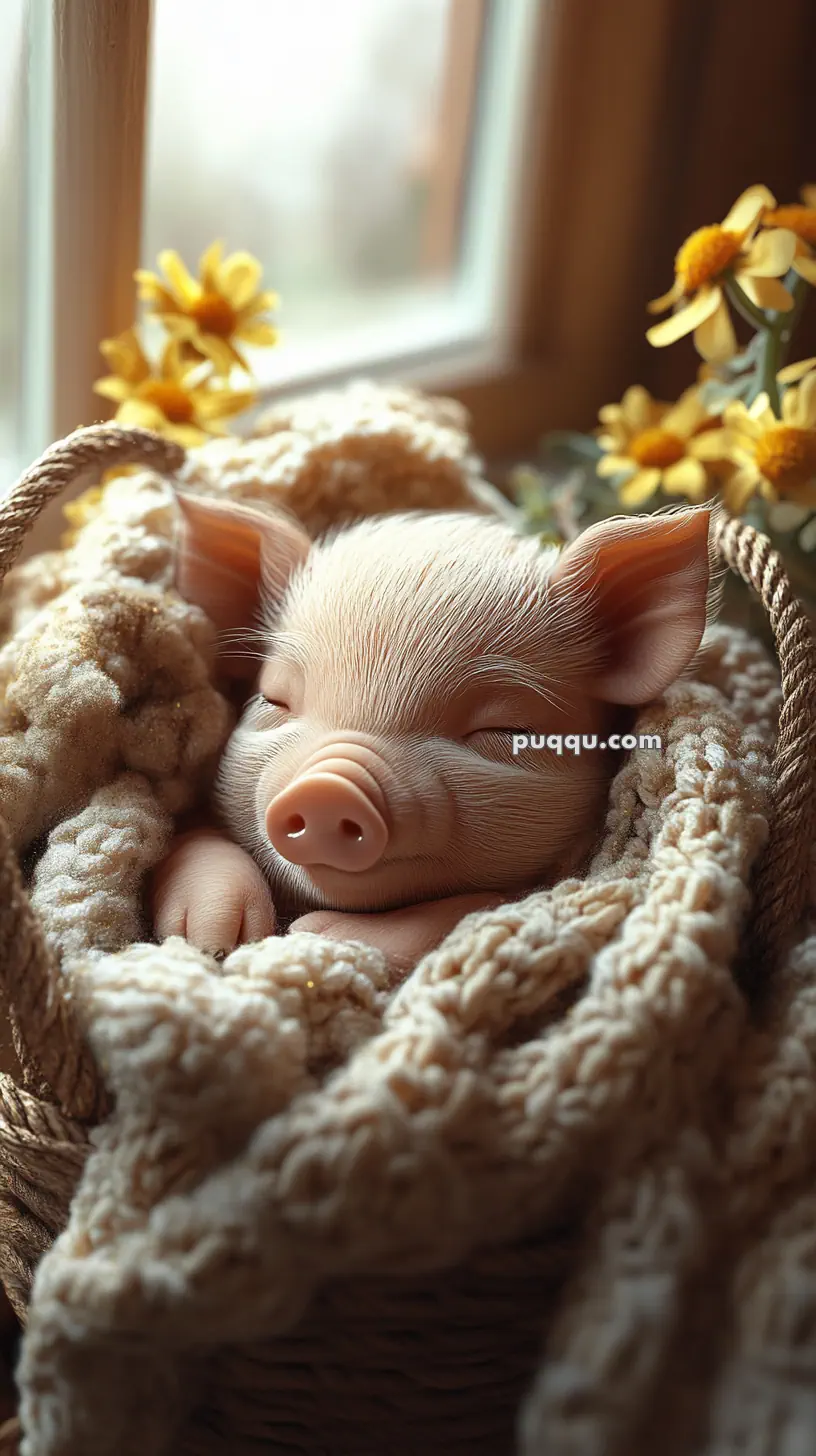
left=713, top=514, right=816, bottom=977
left=0, top=426, right=185, bottom=1120
left=0, top=444, right=812, bottom=1114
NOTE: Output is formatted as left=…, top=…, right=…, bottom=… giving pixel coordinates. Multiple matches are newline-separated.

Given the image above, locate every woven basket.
left=1, top=424, right=815, bottom=1454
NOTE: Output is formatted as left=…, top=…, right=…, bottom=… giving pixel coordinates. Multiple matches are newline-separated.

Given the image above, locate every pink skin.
left=151, top=497, right=714, bottom=968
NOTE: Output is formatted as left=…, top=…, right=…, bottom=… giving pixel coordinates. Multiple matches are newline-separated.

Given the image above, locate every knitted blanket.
left=1, top=383, right=815, bottom=1456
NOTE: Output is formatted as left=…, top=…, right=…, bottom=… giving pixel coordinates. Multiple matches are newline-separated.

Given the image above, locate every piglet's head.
left=174, top=492, right=714, bottom=914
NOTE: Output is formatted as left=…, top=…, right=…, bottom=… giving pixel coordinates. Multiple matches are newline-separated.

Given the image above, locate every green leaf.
left=698, top=374, right=757, bottom=412
left=538, top=430, right=604, bottom=464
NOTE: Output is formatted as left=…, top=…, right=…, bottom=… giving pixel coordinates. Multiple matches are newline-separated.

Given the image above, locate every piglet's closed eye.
left=173, top=492, right=311, bottom=679
left=547, top=505, right=715, bottom=705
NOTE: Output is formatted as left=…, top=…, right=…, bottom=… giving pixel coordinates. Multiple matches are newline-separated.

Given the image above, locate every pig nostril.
left=340, top=818, right=364, bottom=842
left=285, top=814, right=307, bottom=838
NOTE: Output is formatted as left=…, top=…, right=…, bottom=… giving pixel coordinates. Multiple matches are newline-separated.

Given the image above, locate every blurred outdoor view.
left=0, top=1, right=25, bottom=476
left=143, top=0, right=479, bottom=380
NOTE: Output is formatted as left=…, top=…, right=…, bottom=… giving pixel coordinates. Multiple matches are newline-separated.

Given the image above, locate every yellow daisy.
left=595, top=384, right=718, bottom=506
left=93, top=329, right=256, bottom=448
left=646, top=185, right=798, bottom=362
left=762, top=184, right=816, bottom=286
left=694, top=358, right=816, bottom=511
left=135, top=242, right=279, bottom=376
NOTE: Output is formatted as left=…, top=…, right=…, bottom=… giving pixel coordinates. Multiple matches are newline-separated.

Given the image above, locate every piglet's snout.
left=265, top=754, right=389, bottom=871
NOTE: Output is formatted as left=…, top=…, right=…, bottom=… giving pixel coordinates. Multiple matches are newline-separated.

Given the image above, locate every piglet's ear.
left=173, top=491, right=311, bottom=680
left=547, top=506, right=714, bottom=705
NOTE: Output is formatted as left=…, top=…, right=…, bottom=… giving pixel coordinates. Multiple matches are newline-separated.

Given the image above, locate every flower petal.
left=744, top=227, right=797, bottom=277
left=92, top=377, right=132, bottom=403
left=237, top=320, right=279, bottom=347
left=748, top=391, right=773, bottom=421
left=782, top=388, right=799, bottom=425
left=690, top=428, right=735, bottom=460
left=133, top=273, right=179, bottom=313
left=723, top=465, right=760, bottom=511
left=158, top=250, right=200, bottom=307
left=777, top=357, right=816, bottom=384
left=738, top=274, right=794, bottom=312
left=661, top=386, right=707, bottom=438
left=194, top=387, right=257, bottom=422
left=218, top=252, right=263, bottom=310
left=188, top=333, right=243, bottom=377
left=722, top=184, right=776, bottom=233
left=694, top=298, right=737, bottom=362
left=792, top=254, right=816, bottom=286
left=647, top=279, right=684, bottom=314
left=165, top=423, right=210, bottom=448
left=646, top=286, right=722, bottom=348
left=596, top=453, right=634, bottom=479
left=801, top=185, right=816, bottom=210
left=662, top=456, right=707, bottom=498
left=239, top=289, right=280, bottom=320
left=619, top=469, right=661, bottom=505
left=620, top=384, right=656, bottom=429
left=199, top=239, right=224, bottom=291
left=795, top=372, right=816, bottom=427
left=116, top=398, right=167, bottom=431
left=160, top=315, right=200, bottom=342
left=174, top=358, right=212, bottom=391
left=597, top=404, right=624, bottom=425
left=99, top=329, right=152, bottom=385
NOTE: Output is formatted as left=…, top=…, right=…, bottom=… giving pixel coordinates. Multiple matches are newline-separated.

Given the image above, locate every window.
left=8, top=0, right=553, bottom=515
left=141, top=0, right=540, bottom=391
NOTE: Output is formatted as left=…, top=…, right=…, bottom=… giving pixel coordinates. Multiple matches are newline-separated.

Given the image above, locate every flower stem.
left=724, top=275, right=770, bottom=333
left=759, top=326, right=784, bottom=417
left=723, top=274, right=785, bottom=416
left=777, top=271, right=809, bottom=368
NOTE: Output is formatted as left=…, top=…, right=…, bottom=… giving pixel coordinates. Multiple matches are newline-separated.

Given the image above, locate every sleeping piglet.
left=150, top=497, right=713, bottom=969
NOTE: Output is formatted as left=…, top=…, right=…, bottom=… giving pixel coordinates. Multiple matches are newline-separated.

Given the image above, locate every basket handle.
left=0, top=425, right=185, bottom=1120
left=713, top=513, right=816, bottom=983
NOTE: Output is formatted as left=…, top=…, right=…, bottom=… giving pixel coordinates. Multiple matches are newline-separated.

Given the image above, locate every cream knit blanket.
left=1, top=383, right=815, bottom=1456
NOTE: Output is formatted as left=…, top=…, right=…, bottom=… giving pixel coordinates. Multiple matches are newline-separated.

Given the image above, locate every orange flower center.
left=754, top=426, right=816, bottom=490
left=675, top=225, right=743, bottom=293
left=139, top=380, right=195, bottom=423
left=763, top=206, right=816, bottom=246
left=629, top=428, right=687, bottom=469
left=190, top=291, right=237, bottom=336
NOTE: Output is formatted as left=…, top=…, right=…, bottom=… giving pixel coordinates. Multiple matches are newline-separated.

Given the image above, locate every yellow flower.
left=595, top=384, right=718, bottom=506
left=93, top=329, right=256, bottom=447
left=762, top=184, right=816, bottom=286
left=135, top=242, right=279, bottom=376
left=694, top=358, right=816, bottom=510
left=646, top=185, right=798, bottom=362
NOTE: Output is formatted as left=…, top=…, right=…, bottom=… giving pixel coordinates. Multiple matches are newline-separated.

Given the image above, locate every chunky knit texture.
left=0, top=385, right=814, bottom=1456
